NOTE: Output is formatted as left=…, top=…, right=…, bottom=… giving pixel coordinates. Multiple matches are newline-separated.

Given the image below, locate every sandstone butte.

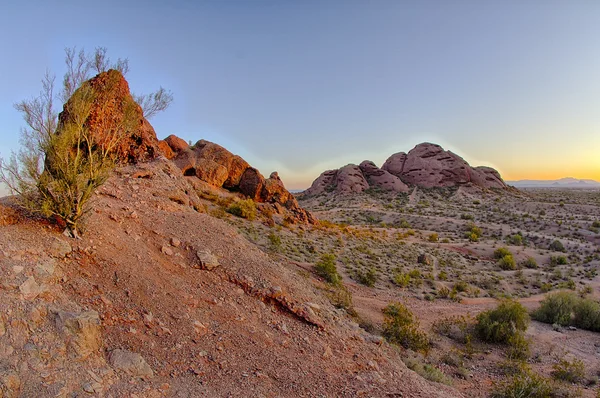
left=58, top=69, right=314, bottom=224
left=304, top=142, right=508, bottom=196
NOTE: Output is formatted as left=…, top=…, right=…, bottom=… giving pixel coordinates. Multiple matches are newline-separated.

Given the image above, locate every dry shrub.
left=0, top=204, right=20, bottom=226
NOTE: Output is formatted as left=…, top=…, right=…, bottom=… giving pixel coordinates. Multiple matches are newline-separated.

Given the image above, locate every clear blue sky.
left=1, top=0, right=599, bottom=194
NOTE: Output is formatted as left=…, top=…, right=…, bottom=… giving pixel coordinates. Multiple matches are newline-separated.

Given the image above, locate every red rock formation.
left=169, top=138, right=315, bottom=223
left=58, top=69, right=161, bottom=163
left=306, top=142, right=507, bottom=195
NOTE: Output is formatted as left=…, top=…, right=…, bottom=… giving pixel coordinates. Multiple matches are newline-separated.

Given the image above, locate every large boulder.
left=58, top=69, right=162, bottom=163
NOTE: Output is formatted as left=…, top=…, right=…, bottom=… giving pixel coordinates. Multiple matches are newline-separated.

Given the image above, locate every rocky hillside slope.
left=304, top=143, right=507, bottom=196
left=0, top=159, right=460, bottom=397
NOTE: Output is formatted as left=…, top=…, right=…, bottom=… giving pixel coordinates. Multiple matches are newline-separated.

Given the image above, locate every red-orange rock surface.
left=58, top=69, right=161, bottom=163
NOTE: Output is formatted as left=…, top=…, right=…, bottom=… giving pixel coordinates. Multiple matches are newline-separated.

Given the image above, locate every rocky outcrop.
left=58, top=69, right=162, bottom=163
left=382, top=143, right=507, bottom=189
left=164, top=137, right=315, bottom=223
left=305, top=142, right=507, bottom=196
left=303, top=162, right=408, bottom=196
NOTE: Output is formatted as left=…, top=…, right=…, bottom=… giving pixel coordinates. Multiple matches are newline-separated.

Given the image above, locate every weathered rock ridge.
left=163, top=137, right=315, bottom=223
left=304, top=142, right=507, bottom=196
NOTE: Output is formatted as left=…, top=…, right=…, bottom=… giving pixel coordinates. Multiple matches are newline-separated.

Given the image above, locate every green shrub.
left=491, top=367, right=553, bottom=398
left=428, top=233, right=439, bottom=242
left=437, top=286, right=450, bottom=298
left=465, top=223, right=482, bottom=242
left=550, top=255, right=567, bottom=265
left=226, top=199, right=257, bottom=220
left=507, top=234, right=523, bottom=246
left=498, top=255, right=517, bottom=271
left=268, top=232, right=282, bottom=250
left=382, top=302, right=430, bottom=353
left=532, top=291, right=578, bottom=326
left=494, top=247, right=513, bottom=259
left=356, top=267, right=378, bottom=287
left=573, top=298, right=600, bottom=331
left=549, top=240, right=566, bottom=252
left=326, top=284, right=353, bottom=311
left=393, top=273, right=410, bottom=287
left=507, top=332, right=530, bottom=361
left=522, top=257, right=538, bottom=269
left=314, top=253, right=341, bottom=285
left=552, top=357, right=585, bottom=383
left=437, top=271, right=448, bottom=281
left=402, top=356, right=452, bottom=385
left=476, top=300, right=529, bottom=344
left=454, top=281, right=469, bottom=293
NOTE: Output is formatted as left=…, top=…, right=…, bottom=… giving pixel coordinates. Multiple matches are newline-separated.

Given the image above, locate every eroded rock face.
left=306, top=142, right=507, bottom=195
left=382, top=143, right=507, bottom=189
left=58, top=70, right=162, bottom=163
left=169, top=137, right=315, bottom=223
left=359, top=161, right=409, bottom=193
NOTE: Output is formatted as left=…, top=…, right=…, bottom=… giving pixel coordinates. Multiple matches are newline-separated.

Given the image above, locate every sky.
left=1, top=0, right=600, bottom=196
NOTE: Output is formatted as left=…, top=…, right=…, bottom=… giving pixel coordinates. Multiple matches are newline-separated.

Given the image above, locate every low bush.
left=491, top=367, right=553, bottom=398
left=428, top=233, right=439, bottom=242
left=521, top=257, right=538, bottom=269
left=356, top=267, right=378, bottom=287
left=498, top=255, right=517, bottom=271
left=533, top=291, right=600, bottom=331
left=476, top=300, right=529, bottom=344
left=382, top=302, right=430, bottom=353
left=402, top=356, right=452, bottom=385
left=315, top=253, right=341, bottom=285
left=549, top=240, right=566, bottom=252
left=494, top=247, right=513, bottom=259
left=552, top=357, right=585, bottom=383
left=226, top=199, right=257, bottom=220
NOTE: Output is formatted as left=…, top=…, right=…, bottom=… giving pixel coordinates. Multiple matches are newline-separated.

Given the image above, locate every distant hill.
left=507, top=177, right=600, bottom=188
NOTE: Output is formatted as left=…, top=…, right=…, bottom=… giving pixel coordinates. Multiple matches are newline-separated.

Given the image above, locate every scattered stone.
left=109, top=349, right=154, bottom=378
left=323, top=345, right=333, bottom=359
left=53, top=310, right=101, bottom=359
left=417, top=253, right=434, bottom=266
left=82, top=381, right=102, bottom=394
left=19, top=276, right=41, bottom=300
left=0, top=318, right=4, bottom=337
left=195, top=250, right=219, bottom=270
left=170, top=238, right=181, bottom=247
left=161, top=246, right=174, bottom=256
left=193, top=321, right=208, bottom=336
left=49, top=238, right=72, bottom=258
left=11, top=266, right=23, bottom=274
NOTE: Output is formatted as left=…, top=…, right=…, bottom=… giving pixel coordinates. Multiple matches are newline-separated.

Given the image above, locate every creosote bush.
left=314, top=253, right=341, bottom=285
left=552, top=357, right=585, bottom=383
left=226, top=199, right=257, bottom=220
left=382, top=302, right=430, bottom=354
left=533, top=291, right=600, bottom=332
left=491, top=366, right=553, bottom=398
left=476, top=299, right=529, bottom=344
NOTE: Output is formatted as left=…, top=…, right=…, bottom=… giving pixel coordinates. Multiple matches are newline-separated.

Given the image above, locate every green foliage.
left=522, top=257, right=538, bottom=269
left=314, top=253, right=341, bottom=285
left=227, top=199, right=257, bottom=220
left=476, top=300, right=529, bottom=344
left=506, top=234, right=523, bottom=246
left=549, top=240, right=566, bottom=252
left=533, top=291, right=600, bottom=332
left=552, top=357, right=585, bottom=383
left=498, top=255, right=517, bottom=271
left=491, top=367, right=553, bottom=398
left=550, top=255, right=567, bottom=265
left=402, top=356, right=452, bottom=385
left=428, top=233, right=439, bottom=242
left=267, top=232, right=282, bottom=251
left=382, top=302, right=430, bottom=353
left=0, top=47, right=171, bottom=237
left=507, top=332, right=530, bottom=361
left=532, top=291, right=579, bottom=326
left=356, top=267, right=378, bottom=287
left=393, top=272, right=410, bottom=288
left=465, top=223, right=482, bottom=242
left=494, top=247, right=513, bottom=259
left=326, top=284, right=353, bottom=311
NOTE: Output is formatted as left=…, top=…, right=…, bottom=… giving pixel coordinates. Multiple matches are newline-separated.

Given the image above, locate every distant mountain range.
left=507, top=177, right=600, bottom=188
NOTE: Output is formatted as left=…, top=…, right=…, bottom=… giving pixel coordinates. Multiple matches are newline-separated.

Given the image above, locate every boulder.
left=58, top=69, right=161, bottom=163
left=164, top=134, right=189, bottom=153
left=157, top=140, right=175, bottom=159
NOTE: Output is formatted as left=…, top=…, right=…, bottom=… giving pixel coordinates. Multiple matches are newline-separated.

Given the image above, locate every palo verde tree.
left=0, top=47, right=173, bottom=237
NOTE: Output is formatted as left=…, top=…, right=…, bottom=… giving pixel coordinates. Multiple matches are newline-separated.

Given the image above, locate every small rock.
left=82, top=381, right=102, bottom=394
left=306, top=302, right=321, bottom=311
left=19, top=276, right=41, bottom=300
left=12, top=266, right=23, bottom=274
left=323, top=345, right=333, bottom=359
left=170, top=238, right=181, bottom=247
left=367, top=360, right=379, bottom=370
left=161, top=246, right=174, bottom=256
left=193, top=321, right=208, bottom=336
left=53, top=310, right=101, bottom=359
left=194, top=250, right=219, bottom=270
left=0, top=318, right=4, bottom=337
left=417, top=253, right=434, bottom=266
left=568, top=326, right=577, bottom=331
left=109, top=349, right=154, bottom=378
left=49, top=238, right=72, bottom=258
